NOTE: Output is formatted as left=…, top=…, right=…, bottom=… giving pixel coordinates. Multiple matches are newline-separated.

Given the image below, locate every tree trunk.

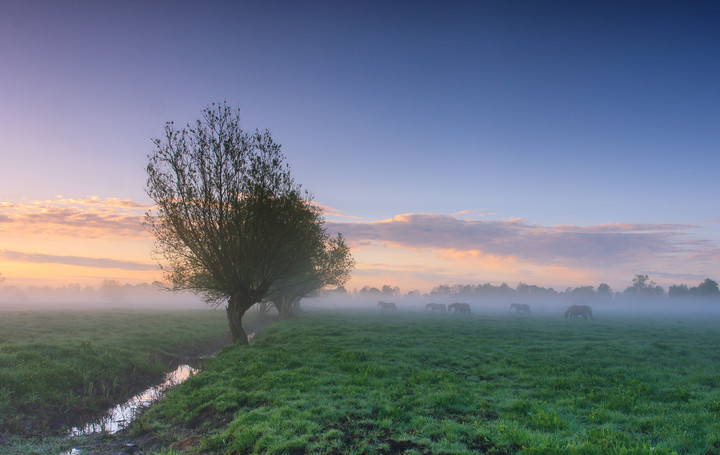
left=276, top=294, right=296, bottom=320
left=226, top=296, right=249, bottom=344
left=291, top=296, right=303, bottom=315
left=254, top=301, right=273, bottom=321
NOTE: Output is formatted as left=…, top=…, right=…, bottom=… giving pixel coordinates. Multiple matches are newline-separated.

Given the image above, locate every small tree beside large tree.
left=145, top=102, right=352, bottom=344
left=268, top=233, right=354, bottom=319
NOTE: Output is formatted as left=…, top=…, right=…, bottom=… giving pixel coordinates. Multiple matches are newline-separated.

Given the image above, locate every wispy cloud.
left=0, top=196, right=150, bottom=238
left=688, top=247, right=720, bottom=262
left=315, top=203, right=361, bottom=220
left=450, top=209, right=497, bottom=218
left=646, top=270, right=715, bottom=283
left=0, top=249, right=157, bottom=271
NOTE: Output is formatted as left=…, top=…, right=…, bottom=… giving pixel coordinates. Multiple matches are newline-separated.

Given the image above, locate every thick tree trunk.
left=226, top=296, right=249, bottom=344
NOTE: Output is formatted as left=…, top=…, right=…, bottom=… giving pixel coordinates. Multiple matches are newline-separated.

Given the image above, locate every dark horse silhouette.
left=378, top=301, right=397, bottom=311
left=564, top=304, right=593, bottom=320
left=510, top=303, right=531, bottom=314
left=448, top=302, right=471, bottom=314
left=426, top=302, right=447, bottom=312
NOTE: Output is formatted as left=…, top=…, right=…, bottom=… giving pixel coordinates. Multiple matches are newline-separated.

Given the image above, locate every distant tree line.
left=357, top=285, right=400, bottom=297
left=668, top=278, right=720, bottom=298
left=621, top=275, right=719, bottom=298
left=352, top=275, right=719, bottom=300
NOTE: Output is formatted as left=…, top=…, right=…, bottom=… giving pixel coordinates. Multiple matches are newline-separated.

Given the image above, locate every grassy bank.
left=131, top=310, right=720, bottom=454
left=0, top=308, right=231, bottom=437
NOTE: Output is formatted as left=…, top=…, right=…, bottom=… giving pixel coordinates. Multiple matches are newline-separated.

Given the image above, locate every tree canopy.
left=268, top=233, right=354, bottom=319
left=624, top=274, right=665, bottom=298
left=145, top=103, right=351, bottom=343
left=669, top=278, right=719, bottom=298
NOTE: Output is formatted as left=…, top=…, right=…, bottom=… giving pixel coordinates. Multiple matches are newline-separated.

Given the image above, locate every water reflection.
left=69, top=364, right=198, bottom=436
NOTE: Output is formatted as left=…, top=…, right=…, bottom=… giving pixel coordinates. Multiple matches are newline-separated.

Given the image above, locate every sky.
left=1, top=0, right=719, bottom=295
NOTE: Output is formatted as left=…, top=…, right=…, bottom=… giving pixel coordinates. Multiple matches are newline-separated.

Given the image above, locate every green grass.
left=132, top=310, right=720, bottom=454
left=0, top=308, right=231, bottom=437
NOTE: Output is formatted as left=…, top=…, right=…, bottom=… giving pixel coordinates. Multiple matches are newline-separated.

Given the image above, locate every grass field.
left=0, top=308, right=230, bottom=438
left=127, top=309, right=720, bottom=454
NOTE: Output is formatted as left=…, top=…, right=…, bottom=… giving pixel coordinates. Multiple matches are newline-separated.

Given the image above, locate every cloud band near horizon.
left=328, top=213, right=715, bottom=269
left=0, top=196, right=150, bottom=238
left=0, top=249, right=157, bottom=271
left=1, top=195, right=717, bottom=289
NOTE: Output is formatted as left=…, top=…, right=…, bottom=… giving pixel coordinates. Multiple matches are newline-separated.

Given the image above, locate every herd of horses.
left=564, top=304, right=594, bottom=319
left=423, top=302, right=471, bottom=314
left=378, top=300, right=594, bottom=319
left=377, top=301, right=472, bottom=314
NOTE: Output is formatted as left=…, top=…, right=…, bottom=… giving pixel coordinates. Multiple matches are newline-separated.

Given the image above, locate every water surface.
left=69, top=364, right=198, bottom=436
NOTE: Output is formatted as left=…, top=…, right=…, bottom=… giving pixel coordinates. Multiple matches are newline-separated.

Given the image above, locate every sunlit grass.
left=134, top=310, right=720, bottom=454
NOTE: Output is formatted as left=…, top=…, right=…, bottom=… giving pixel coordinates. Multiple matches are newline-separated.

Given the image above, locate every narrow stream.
left=68, top=364, right=199, bottom=437
left=63, top=331, right=255, bottom=454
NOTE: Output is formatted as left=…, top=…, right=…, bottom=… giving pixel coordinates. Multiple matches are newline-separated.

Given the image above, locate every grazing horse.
left=510, top=303, right=531, bottom=314
left=448, top=302, right=471, bottom=314
left=426, top=302, right=447, bottom=312
left=378, top=301, right=397, bottom=311
left=564, top=304, right=593, bottom=320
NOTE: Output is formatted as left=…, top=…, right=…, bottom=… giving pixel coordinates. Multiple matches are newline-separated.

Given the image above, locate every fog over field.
left=2, top=279, right=719, bottom=320
left=0, top=281, right=207, bottom=311
left=296, top=294, right=720, bottom=321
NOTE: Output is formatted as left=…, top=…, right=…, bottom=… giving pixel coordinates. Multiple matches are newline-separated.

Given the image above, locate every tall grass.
left=0, top=308, right=230, bottom=436
left=133, top=310, right=720, bottom=454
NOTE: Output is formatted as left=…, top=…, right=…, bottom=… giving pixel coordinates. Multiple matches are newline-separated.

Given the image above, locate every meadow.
left=0, top=308, right=230, bottom=441
left=121, top=308, right=720, bottom=454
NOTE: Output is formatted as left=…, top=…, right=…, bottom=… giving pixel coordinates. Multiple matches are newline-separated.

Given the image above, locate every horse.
left=425, top=302, right=447, bottom=312
left=564, top=304, right=593, bottom=320
left=510, top=303, right=531, bottom=314
left=448, top=302, right=471, bottom=314
left=378, top=301, right=397, bottom=311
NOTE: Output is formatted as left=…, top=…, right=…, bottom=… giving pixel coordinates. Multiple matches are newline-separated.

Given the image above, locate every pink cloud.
left=0, top=196, right=150, bottom=238
left=314, top=203, right=361, bottom=219
left=0, top=249, right=157, bottom=271
left=688, top=248, right=720, bottom=262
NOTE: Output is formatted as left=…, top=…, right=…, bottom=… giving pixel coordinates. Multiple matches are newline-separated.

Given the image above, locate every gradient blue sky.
left=1, top=1, right=718, bottom=293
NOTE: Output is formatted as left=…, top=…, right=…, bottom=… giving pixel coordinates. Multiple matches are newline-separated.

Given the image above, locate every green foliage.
left=129, top=311, right=720, bottom=454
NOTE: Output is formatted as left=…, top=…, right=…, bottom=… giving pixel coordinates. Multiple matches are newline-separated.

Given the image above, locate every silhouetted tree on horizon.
left=670, top=278, right=720, bottom=298
left=624, top=274, right=665, bottom=298
left=570, top=286, right=595, bottom=298
left=694, top=278, right=720, bottom=296
left=359, top=286, right=381, bottom=296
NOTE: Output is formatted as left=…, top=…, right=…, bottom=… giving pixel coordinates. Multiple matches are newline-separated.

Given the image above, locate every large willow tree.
left=145, top=103, right=333, bottom=344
